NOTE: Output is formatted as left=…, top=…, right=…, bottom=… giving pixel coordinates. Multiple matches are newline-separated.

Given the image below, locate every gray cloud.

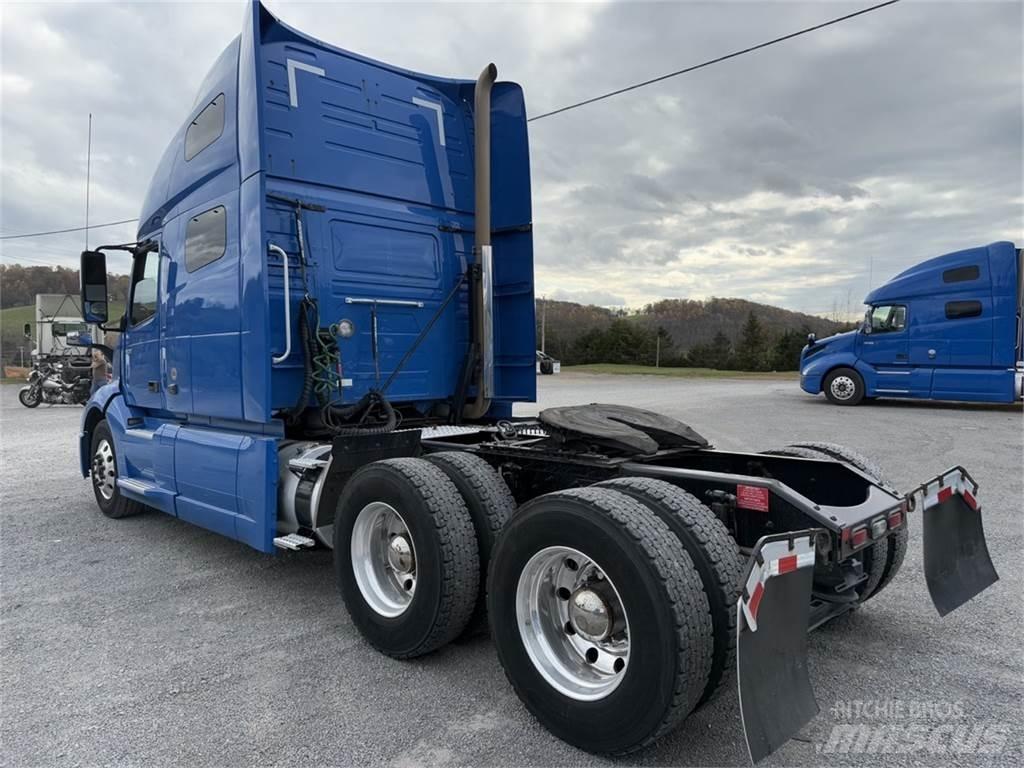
left=2, top=0, right=1021, bottom=318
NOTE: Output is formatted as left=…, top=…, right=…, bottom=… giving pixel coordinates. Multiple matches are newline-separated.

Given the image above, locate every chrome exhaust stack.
left=463, top=63, right=497, bottom=420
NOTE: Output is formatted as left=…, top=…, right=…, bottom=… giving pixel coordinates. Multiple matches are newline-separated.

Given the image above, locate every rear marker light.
left=851, top=526, right=868, bottom=548
left=887, top=510, right=903, bottom=529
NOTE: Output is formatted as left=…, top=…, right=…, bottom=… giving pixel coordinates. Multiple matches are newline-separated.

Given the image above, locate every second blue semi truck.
left=75, top=2, right=999, bottom=762
left=801, top=241, right=1023, bottom=405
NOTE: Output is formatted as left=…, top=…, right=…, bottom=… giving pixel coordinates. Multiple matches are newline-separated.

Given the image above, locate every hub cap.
left=830, top=375, right=857, bottom=401
left=516, top=546, right=630, bottom=701
left=351, top=502, right=416, bottom=617
left=92, top=439, right=116, bottom=501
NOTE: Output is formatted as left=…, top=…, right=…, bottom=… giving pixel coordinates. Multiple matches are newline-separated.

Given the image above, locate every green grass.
left=1, top=302, right=125, bottom=335
left=563, top=364, right=799, bottom=380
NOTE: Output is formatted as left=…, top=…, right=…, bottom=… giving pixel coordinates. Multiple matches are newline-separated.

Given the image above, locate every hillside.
left=538, top=297, right=845, bottom=365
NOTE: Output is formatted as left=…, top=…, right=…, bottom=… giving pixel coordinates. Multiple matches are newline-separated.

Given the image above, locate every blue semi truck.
left=801, top=241, right=1023, bottom=405
left=76, top=2, right=998, bottom=761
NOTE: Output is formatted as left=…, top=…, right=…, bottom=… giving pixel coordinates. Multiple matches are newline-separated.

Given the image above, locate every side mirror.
left=806, top=333, right=816, bottom=346
left=23, top=323, right=31, bottom=339
left=80, top=249, right=109, bottom=323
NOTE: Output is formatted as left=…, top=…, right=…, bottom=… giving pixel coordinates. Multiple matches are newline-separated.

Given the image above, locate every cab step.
left=273, top=533, right=317, bottom=551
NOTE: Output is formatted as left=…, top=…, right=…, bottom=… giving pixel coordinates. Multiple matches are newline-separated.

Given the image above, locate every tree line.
left=563, top=311, right=815, bottom=371
left=0, top=264, right=129, bottom=309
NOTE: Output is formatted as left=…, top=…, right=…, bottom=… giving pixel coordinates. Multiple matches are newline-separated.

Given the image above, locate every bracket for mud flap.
left=908, top=465, right=999, bottom=617
left=737, top=528, right=822, bottom=764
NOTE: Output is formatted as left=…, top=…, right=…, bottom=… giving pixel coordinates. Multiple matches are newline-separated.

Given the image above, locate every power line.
left=0, top=218, right=139, bottom=241
left=528, top=0, right=903, bottom=122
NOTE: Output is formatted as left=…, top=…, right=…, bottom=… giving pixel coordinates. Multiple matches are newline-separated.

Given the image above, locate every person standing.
left=90, top=340, right=108, bottom=397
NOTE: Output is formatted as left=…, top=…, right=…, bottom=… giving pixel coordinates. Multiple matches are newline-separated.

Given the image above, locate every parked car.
left=536, top=350, right=560, bottom=375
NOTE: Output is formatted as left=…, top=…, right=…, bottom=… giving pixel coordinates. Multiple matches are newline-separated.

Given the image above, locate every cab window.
left=130, top=250, right=159, bottom=325
left=866, top=304, right=906, bottom=334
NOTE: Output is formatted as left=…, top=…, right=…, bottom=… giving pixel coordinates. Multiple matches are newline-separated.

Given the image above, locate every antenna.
left=85, top=113, right=92, bottom=250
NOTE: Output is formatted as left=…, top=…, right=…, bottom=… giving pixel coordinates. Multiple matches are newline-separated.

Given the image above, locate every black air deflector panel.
left=539, top=404, right=709, bottom=456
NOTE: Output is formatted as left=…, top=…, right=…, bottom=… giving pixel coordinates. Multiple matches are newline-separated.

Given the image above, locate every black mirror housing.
left=23, top=323, right=31, bottom=339
left=80, top=249, right=109, bottom=323
left=805, top=333, right=816, bottom=346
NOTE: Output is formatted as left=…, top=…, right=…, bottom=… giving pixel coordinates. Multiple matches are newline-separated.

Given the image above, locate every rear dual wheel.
left=488, top=486, right=715, bottom=755
left=334, top=453, right=515, bottom=657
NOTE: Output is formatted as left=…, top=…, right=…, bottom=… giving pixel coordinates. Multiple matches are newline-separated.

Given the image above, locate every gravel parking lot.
left=2, top=373, right=1021, bottom=767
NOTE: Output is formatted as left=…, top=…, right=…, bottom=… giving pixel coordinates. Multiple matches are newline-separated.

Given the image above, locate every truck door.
left=857, top=304, right=930, bottom=396
left=122, top=241, right=164, bottom=410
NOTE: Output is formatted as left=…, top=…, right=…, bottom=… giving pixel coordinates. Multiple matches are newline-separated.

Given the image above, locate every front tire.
left=823, top=367, right=865, bottom=405
left=90, top=421, right=145, bottom=519
left=334, top=458, right=479, bottom=659
left=488, top=487, right=713, bottom=755
left=18, top=387, right=40, bottom=408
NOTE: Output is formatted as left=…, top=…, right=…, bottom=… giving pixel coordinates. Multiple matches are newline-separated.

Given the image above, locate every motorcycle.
left=19, top=358, right=93, bottom=408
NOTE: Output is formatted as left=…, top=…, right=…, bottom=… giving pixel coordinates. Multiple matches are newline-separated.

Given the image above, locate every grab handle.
left=269, top=244, right=291, bottom=364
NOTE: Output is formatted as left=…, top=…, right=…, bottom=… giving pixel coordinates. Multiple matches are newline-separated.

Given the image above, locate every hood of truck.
left=801, top=329, right=857, bottom=361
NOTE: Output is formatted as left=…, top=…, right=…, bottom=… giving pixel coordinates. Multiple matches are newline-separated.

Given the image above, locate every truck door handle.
left=928, top=349, right=936, bottom=359
left=167, top=383, right=179, bottom=395
left=147, top=380, right=160, bottom=392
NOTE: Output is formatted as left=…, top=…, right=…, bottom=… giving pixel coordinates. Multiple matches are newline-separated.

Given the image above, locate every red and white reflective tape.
left=739, top=538, right=816, bottom=633
left=921, top=471, right=979, bottom=511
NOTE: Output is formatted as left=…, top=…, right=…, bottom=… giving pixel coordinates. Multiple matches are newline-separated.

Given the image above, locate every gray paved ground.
left=1, top=374, right=1021, bottom=767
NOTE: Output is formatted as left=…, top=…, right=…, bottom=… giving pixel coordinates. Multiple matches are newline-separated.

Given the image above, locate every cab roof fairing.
left=863, top=241, right=1013, bottom=305
left=137, top=36, right=242, bottom=239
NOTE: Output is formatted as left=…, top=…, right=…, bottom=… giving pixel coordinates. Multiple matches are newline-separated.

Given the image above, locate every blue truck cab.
left=800, top=241, right=1024, bottom=405
left=78, top=1, right=534, bottom=552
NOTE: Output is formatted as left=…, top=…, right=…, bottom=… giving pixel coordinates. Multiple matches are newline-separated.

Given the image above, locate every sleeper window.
left=185, top=94, right=225, bottom=161
left=185, top=206, right=227, bottom=272
left=945, top=300, right=982, bottom=320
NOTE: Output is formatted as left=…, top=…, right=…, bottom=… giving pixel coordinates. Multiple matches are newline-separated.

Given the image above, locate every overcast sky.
left=1, top=0, right=1021, bottom=316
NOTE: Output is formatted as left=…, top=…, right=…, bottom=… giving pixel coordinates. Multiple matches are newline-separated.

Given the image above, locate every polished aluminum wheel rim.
left=830, top=375, right=856, bottom=400
left=92, top=438, right=116, bottom=501
left=351, top=502, right=416, bottom=618
left=516, top=546, right=630, bottom=701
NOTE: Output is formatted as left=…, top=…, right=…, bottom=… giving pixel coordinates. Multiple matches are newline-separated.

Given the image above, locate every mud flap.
left=915, top=468, right=999, bottom=617
left=737, top=530, right=821, bottom=764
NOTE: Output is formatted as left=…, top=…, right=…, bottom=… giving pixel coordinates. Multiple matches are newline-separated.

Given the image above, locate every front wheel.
left=488, top=486, right=713, bottom=755
left=90, top=421, right=145, bottom=519
left=823, top=367, right=865, bottom=405
left=18, top=387, right=40, bottom=408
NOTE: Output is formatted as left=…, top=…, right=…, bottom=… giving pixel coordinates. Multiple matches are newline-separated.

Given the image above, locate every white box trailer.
left=31, top=294, right=100, bottom=359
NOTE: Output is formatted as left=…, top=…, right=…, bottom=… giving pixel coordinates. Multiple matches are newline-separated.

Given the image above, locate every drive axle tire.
left=597, top=477, right=742, bottom=709
left=765, top=442, right=907, bottom=602
left=18, top=388, right=40, bottom=408
left=424, top=451, right=516, bottom=637
left=488, top=486, right=713, bottom=755
left=90, top=420, right=145, bottom=519
left=823, top=367, right=865, bottom=405
left=334, top=458, right=479, bottom=659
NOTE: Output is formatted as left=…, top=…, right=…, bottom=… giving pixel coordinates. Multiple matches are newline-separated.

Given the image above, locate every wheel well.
left=821, top=364, right=861, bottom=389
left=83, top=407, right=105, bottom=448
